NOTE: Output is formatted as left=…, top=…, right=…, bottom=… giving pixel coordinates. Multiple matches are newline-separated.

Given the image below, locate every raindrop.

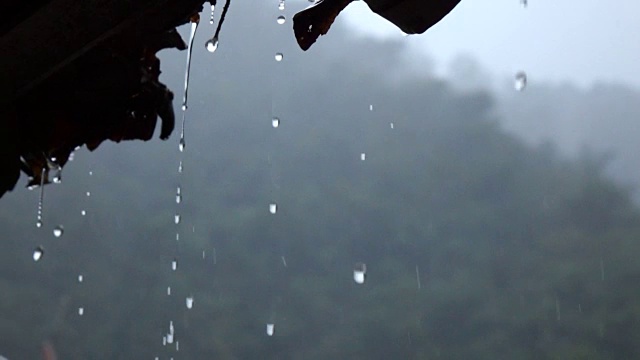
left=32, top=247, right=44, bottom=261
left=78, top=307, right=84, bottom=316
left=167, top=286, right=171, bottom=296
left=353, top=262, right=367, bottom=284
left=278, top=0, right=285, bottom=10
left=390, top=122, right=395, bottom=129
left=89, top=171, right=93, bottom=176
left=166, top=333, right=174, bottom=344
left=175, top=187, right=182, bottom=204
left=271, top=117, right=280, bottom=128
left=360, top=153, right=366, bottom=161
left=266, top=323, right=275, bottom=336
left=415, top=265, right=421, bottom=290
left=86, top=191, right=91, bottom=197
left=275, top=53, right=284, bottom=62
left=514, top=71, right=527, bottom=91
left=186, top=296, right=194, bottom=309
left=269, top=203, right=277, bottom=214
left=276, top=15, right=286, bottom=25
left=178, top=161, right=183, bottom=174
left=78, top=275, right=83, bottom=283
left=52, top=225, right=64, bottom=238
left=178, top=137, right=186, bottom=152
left=174, top=214, right=181, bottom=224
left=209, top=3, right=215, bottom=24
left=171, top=259, right=178, bottom=271
left=169, top=321, right=174, bottom=334
left=281, top=256, right=287, bottom=267
left=369, top=104, right=374, bottom=111
left=81, top=210, right=86, bottom=216
left=205, top=37, right=219, bottom=53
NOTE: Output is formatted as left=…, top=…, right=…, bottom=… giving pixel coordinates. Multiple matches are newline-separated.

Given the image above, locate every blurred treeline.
left=2, top=4, right=640, bottom=359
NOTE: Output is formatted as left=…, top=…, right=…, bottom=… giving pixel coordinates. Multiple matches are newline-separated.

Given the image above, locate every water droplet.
left=175, top=187, right=182, bottom=204
left=269, top=203, right=277, bottom=214
left=174, top=214, right=181, bottom=224
left=276, top=15, right=285, bottom=25
left=81, top=210, right=86, bottom=216
left=178, top=137, right=186, bottom=152
left=36, top=220, right=43, bottom=228
left=514, top=71, right=527, bottom=91
left=86, top=191, right=91, bottom=197
left=266, top=323, right=275, bottom=336
left=166, top=333, right=174, bottom=344
left=209, top=3, right=215, bottom=24
left=178, top=161, right=183, bottom=174
left=78, top=307, right=84, bottom=316
left=33, top=247, right=44, bottom=261
left=78, top=275, right=83, bottom=283
left=275, top=53, right=283, bottom=62
left=175, top=233, right=180, bottom=241
left=360, top=153, right=366, bottom=161
left=171, top=259, right=178, bottom=271
left=369, top=104, right=374, bottom=111
left=281, top=256, right=287, bottom=267
left=52, top=225, right=64, bottom=238
left=205, top=37, right=219, bottom=53
left=186, top=296, right=194, bottom=309
left=169, top=321, right=174, bottom=334
left=278, top=0, right=285, bottom=10
left=390, top=122, right=395, bottom=129
left=271, top=117, right=280, bottom=128
left=89, top=171, right=93, bottom=176
left=167, top=286, right=171, bottom=295
left=353, top=262, right=367, bottom=284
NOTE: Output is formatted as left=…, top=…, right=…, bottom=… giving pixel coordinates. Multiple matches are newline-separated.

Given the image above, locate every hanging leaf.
left=293, top=0, right=462, bottom=50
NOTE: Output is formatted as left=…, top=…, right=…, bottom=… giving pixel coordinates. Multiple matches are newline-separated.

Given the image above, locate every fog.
left=345, top=0, right=640, bottom=88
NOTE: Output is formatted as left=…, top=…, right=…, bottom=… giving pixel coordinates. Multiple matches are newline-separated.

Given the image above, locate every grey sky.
left=341, top=0, right=640, bottom=88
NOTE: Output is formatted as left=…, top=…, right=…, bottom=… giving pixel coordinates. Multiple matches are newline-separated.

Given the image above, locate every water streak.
left=36, top=168, right=45, bottom=227
left=179, top=17, right=200, bottom=150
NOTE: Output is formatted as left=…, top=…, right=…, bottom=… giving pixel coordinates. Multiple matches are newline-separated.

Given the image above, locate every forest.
left=1, top=2, right=640, bottom=359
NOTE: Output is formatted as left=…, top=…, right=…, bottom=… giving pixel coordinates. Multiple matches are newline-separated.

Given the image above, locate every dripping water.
left=179, top=15, right=200, bottom=151
left=209, top=2, right=215, bottom=24
left=205, top=0, right=231, bottom=53
left=36, top=167, right=45, bottom=228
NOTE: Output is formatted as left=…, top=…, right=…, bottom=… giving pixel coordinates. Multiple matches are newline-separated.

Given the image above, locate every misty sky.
left=340, top=0, right=640, bottom=88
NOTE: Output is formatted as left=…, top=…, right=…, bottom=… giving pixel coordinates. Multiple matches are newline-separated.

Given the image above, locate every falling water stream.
left=36, top=168, right=45, bottom=228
